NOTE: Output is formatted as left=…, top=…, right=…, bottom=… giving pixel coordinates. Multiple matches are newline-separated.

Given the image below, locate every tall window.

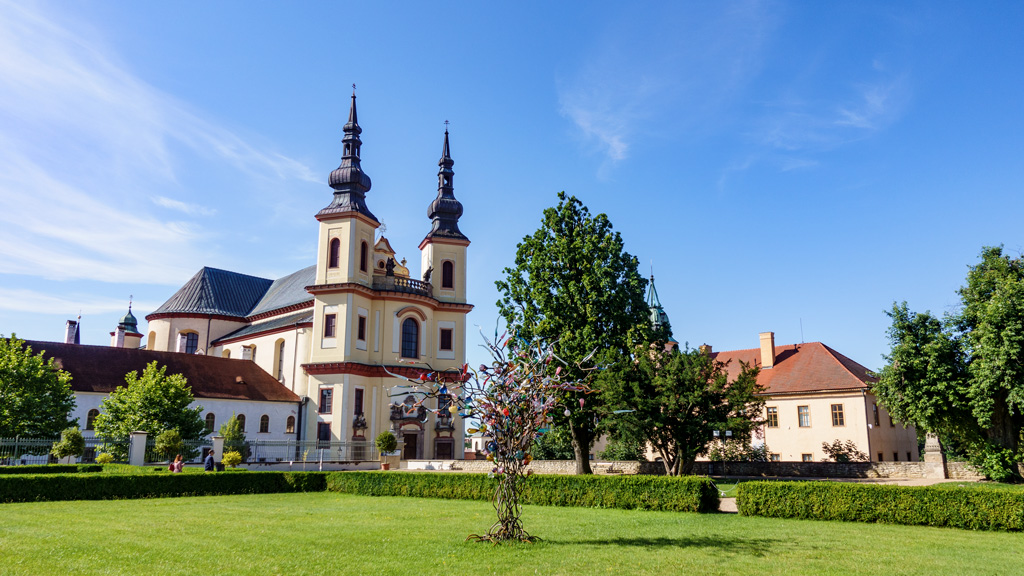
left=797, top=406, right=810, bottom=427
left=328, top=238, right=341, bottom=268
left=873, top=403, right=880, bottom=426
left=359, top=241, right=368, bottom=272
left=236, top=414, right=246, bottom=431
left=324, top=314, right=337, bottom=338
left=276, top=340, right=286, bottom=380
left=439, top=328, right=453, bottom=351
left=259, top=415, right=270, bottom=433
left=317, top=422, right=331, bottom=442
left=357, top=316, right=367, bottom=341
left=319, top=389, right=333, bottom=414
left=831, top=404, right=845, bottom=427
left=205, top=413, right=216, bottom=433
left=354, top=388, right=364, bottom=415
left=286, top=416, right=295, bottom=434
left=184, top=332, right=199, bottom=354
left=441, top=260, right=454, bottom=289
left=439, top=394, right=453, bottom=412
left=877, top=452, right=884, bottom=461
left=401, top=318, right=419, bottom=359
left=766, top=407, right=778, bottom=428
left=86, top=409, right=99, bottom=430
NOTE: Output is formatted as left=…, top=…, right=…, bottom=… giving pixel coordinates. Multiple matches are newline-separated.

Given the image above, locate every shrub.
left=0, top=471, right=328, bottom=503
left=327, top=472, right=719, bottom=513
left=95, top=453, right=115, bottom=464
left=51, top=427, right=86, bottom=460
left=222, top=451, right=243, bottom=468
left=736, top=480, right=1024, bottom=531
left=374, top=431, right=397, bottom=454
left=821, top=439, right=868, bottom=462
left=0, top=465, right=101, bottom=475
left=155, top=429, right=184, bottom=461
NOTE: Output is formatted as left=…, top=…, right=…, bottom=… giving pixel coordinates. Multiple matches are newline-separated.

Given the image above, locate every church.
left=142, top=92, right=472, bottom=460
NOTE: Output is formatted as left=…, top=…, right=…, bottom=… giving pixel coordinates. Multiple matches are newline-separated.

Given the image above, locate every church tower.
left=647, top=274, right=677, bottom=349
left=419, top=126, right=469, bottom=305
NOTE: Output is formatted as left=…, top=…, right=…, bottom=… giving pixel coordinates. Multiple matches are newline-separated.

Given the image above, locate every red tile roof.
left=711, top=342, right=876, bottom=395
left=20, top=340, right=300, bottom=403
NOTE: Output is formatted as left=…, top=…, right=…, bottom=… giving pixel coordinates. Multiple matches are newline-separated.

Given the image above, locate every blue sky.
left=1, top=1, right=1023, bottom=371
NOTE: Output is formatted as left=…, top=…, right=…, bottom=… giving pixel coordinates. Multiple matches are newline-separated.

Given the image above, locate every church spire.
left=318, top=87, right=377, bottom=222
left=647, top=274, right=675, bottom=342
left=424, top=123, right=467, bottom=241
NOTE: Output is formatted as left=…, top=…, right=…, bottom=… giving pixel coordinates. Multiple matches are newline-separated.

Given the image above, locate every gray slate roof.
left=248, top=265, right=316, bottom=317
left=212, top=310, right=314, bottom=344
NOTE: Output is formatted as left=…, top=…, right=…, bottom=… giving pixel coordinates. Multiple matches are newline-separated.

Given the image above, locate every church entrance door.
left=402, top=432, right=419, bottom=460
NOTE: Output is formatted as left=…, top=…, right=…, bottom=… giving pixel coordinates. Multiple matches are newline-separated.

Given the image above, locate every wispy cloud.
left=152, top=196, right=217, bottom=217
left=0, top=1, right=316, bottom=285
left=0, top=287, right=160, bottom=316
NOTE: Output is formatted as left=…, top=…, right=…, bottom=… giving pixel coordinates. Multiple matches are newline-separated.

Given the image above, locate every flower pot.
left=381, top=462, right=391, bottom=470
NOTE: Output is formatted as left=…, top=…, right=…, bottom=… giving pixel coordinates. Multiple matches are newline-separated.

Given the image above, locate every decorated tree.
left=495, top=192, right=650, bottom=474
left=0, top=335, right=76, bottom=438
left=386, top=331, right=594, bottom=543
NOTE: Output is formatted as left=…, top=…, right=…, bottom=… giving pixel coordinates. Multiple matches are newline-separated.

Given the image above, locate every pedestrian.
left=173, top=454, right=184, bottom=473
left=204, top=449, right=215, bottom=472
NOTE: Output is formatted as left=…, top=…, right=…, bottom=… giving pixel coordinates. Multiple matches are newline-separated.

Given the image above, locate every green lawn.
left=1, top=493, right=1021, bottom=575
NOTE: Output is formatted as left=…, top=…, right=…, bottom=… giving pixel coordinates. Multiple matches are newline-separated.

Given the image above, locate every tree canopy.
left=94, top=361, right=206, bottom=458
left=0, top=335, right=76, bottom=438
left=875, top=246, right=1024, bottom=481
left=495, top=192, right=650, bottom=473
left=604, top=344, right=764, bottom=475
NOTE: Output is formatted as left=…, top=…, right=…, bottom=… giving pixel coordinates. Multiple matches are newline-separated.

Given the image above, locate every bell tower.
left=419, top=124, right=469, bottom=304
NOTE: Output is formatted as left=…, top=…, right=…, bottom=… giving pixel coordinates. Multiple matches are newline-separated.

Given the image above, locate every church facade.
left=144, top=93, right=472, bottom=460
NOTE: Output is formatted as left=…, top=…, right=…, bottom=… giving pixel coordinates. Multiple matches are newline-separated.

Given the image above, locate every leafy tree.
left=495, top=192, right=650, bottom=473
left=219, top=414, right=249, bottom=461
left=876, top=247, right=1024, bottom=481
left=530, top=425, right=575, bottom=460
left=374, top=431, right=397, bottom=454
left=51, top=426, right=85, bottom=461
left=94, top=362, right=205, bottom=459
left=598, top=437, right=648, bottom=461
left=707, top=440, right=770, bottom=462
left=0, top=335, right=76, bottom=438
left=605, top=344, right=764, bottom=475
left=821, top=439, right=868, bottom=462
left=155, top=429, right=184, bottom=461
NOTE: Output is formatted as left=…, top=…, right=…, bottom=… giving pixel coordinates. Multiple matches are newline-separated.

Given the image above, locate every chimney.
left=759, top=332, right=775, bottom=369
left=176, top=333, right=188, bottom=353
left=235, top=376, right=246, bottom=386
left=113, top=326, right=126, bottom=348
left=699, top=344, right=712, bottom=355
left=64, top=320, right=79, bottom=344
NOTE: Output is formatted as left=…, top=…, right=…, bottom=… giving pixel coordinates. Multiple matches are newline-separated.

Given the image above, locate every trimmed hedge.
left=0, top=465, right=102, bottom=475
left=736, top=480, right=1024, bottom=531
left=0, top=471, right=327, bottom=503
left=327, top=472, right=719, bottom=513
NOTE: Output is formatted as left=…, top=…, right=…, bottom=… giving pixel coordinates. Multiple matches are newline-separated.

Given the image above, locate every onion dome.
left=424, top=126, right=467, bottom=241
left=318, top=89, right=378, bottom=222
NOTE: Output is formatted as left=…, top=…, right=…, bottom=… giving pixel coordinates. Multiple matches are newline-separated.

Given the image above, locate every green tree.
left=155, top=429, right=184, bottom=461
left=0, top=335, right=76, bottom=438
left=220, top=414, right=249, bottom=461
left=51, top=426, right=85, bottom=461
left=605, top=344, right=764, bottom=475
left=495, top=192, right=650, bottom=473
left=876, top=246, right=1024, bottom=481
left=94, top=362, right=205, bottom=460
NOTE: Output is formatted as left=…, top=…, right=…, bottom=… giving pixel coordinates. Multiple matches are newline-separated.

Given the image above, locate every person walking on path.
left=172, top=454, right=183, bottom=473
left=204, top=450, right=215, bottom=472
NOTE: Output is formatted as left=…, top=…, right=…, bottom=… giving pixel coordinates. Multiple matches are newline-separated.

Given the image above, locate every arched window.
left=286, top=415, right=295, bottom=434
left=185, top=332, right=199, bottom=354
left=401, top=318, right=419, bottom=359
left=260, top=415, right=270, bottom=434
left=328, top=238, right=341, bottom=269
left=441, top=260, right=455, bottom=289
left=222, top=349, right=231, bottom=358
left=236, top=414, right=246, bottom=431
left=275, top=339, right=286, bottom=380
left=147, top=331, right=156, bottom=350
left=205, top=413, right=216, bottom=433
left=86, top=409, right=99, bottom=431
left=360, top=241, right=368, bottom=272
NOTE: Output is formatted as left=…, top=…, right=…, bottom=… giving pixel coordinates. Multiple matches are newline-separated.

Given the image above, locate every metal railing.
left=144, top=438, right=209, bottom=464
left=0, top=436, right=130, bottom=465
left=245, top=440, right=378, bottom=464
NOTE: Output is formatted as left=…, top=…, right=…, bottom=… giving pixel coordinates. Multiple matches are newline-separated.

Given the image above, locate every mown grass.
left=1, top=492, right=1021, bottom=575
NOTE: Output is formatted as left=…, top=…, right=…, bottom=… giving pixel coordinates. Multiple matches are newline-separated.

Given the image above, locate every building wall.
left=146, top=317, right=247, bottom=354
left=211, top=325, right=311, bottom=396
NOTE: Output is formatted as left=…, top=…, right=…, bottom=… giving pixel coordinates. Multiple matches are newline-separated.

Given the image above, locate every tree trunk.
left=987, top=397, right=1023, bottom=479
left=569, top=420, right=593, bottom=475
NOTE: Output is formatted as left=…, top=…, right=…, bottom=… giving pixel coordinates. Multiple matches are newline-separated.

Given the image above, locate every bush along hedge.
left=736, top=480, right=1024, bottom=531
left=327, top=472, right=719, bottom=513
left=0, top=471, right=327, bottom=503
left=0, top=464, right=102, bottom=475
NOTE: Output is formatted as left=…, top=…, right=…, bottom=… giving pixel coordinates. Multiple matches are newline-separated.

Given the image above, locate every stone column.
left=128, top=431, right=147, bottom=466
left=922, top=433, right=947, bottom=478
left=212, top=435, right=225, bottom=460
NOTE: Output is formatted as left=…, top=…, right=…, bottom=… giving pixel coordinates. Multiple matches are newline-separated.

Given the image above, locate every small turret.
left=647, top=275, right=676, bottom=347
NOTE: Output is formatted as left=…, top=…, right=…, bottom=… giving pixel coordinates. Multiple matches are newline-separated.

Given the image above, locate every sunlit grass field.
left=1, top=492, right=1020, bottom=575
